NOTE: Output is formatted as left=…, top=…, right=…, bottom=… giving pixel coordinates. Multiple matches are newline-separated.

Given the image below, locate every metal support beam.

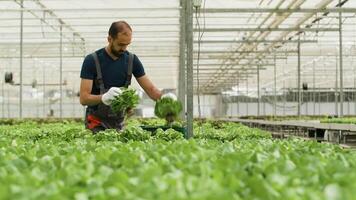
left=257, top=67, right=260, bottom=116
left=273, top=54, right=277, bottom=116
left=59, top=23, right=63, bottom=118
left=13, top=0, right=85, bottom=44
left=1, top=74, right=4, bottom=118
left=236, top=72, right=239, bottom=117
left=297, top=38, right=301, bottom=118
left=19, top=0, right=23, bottom=118
left=198, top=56, right=288, bottom=60
left=3, top=7, right=356, bottom=13
left=178, top=0, right=186, bottom=120
left=194, top=67, right=267, bottom=72
left=319, top=90, right=321, bottom=115
left=0, top=16, right=180, bottom=20
left=194, top=50, right=298, bottom=54
left=0, top=7, right=178, bottom=12
left=193, top=63, right=274, bottom=67
left=246, top=78, right=249, bottom=116
left=186, top=0, right=194, bottom=139
left=42, top=65, right=46, bottom=117
left=336, top=55, right=339, bottom=116
left=339, top=3, right=344, bottom=117
left=202, top=8, right=356, bottom=13
left=193, top=40, right=318, bottom=44
left=195, top=67, right=267, bottom=71
left=197, top=28, right=339, bottom=32
left=313, top=60, right=316, bottom=115
left=353, top=56, right=356, bottom=115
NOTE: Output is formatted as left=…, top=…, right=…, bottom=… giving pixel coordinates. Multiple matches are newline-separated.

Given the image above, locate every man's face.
left=109, top=30, right=132, bottom=57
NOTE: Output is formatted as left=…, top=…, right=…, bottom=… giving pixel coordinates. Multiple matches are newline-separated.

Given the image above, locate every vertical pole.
left=321, top=62, right=326, bottom=115
left=7, top=84, right=10, bottom=118
left=178, top=0, right=186, bottom=120
left=1, top=75, right=4, bottom=118
left=186, top=0, right=194, bottom=139
left=34, top=60, right=39, bottom=118
left=348, top=96, right=350, bottom=115
left=305, top=92, right=308, bottom=115
left=231, top=94, right=233, bottom=118
left=353, top=56, right=356, bottom=115
left=274, top=55, right=277, bottom=116
left=257, top=66, right=260, bottom=116
left=19, top=0, right=24, bottom=118
left=339, top=3, right=344, bottom=117
left=318, top=90, right=321, bottom=115
left=202, top=95, right=205, bottom=117
left=313, top=60, right=316, bottom=116
left=72, top=83, right=75, bottom=117
left=336, top=55, right=339, bottom=116
left=283, top=58, right=286, bottom=116
left=297, top=37, right=301, bottom=118
left=36, top=90, right=39, bottom=118
left=263, top=88, right=266, bottom=115
left=263, top=91, right=266, bottom=115
left=283, top=87, right=286, bottom=116
left=246, top=78, right=249, bottom=116
left=43, top=65, right=46, bottom=117
left=60, top=23, right=63, bottom=118
left=236, top=72, right=239, bottom=117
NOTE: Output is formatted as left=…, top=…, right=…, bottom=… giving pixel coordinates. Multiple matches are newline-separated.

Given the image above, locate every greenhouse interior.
left=1, top=0, right=356, bottom=199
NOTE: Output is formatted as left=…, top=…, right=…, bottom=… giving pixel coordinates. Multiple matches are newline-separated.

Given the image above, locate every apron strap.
left=91, top=52, right=106, bottom=94
left=124, top=52, right=134, bottom=88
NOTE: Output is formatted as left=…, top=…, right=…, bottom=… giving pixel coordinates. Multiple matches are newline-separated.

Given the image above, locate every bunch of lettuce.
left=154, top=97, right=182, bottom=121
left=110, top=88, right=139, bottom=114
left=154, top=128, right=184, bottom=141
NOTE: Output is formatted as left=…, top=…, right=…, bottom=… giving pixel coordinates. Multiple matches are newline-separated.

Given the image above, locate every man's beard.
left=111, top=46, right=124, bottom=57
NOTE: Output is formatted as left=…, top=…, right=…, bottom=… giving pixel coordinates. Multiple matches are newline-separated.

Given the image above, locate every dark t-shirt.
left=80, top=48, right=145, bottom=110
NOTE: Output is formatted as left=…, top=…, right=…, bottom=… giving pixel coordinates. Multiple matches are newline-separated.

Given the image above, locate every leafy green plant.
left=154, top=128, right=184, bottom=141
left=118, top=126, right=151, bottom=142
left=321, top=117, right=356, bottom=125
left=110, top=88, right=139, bottom=114
left=1, top=119, right=356, bottom=200
left=154, top=97, right=182, bottom=122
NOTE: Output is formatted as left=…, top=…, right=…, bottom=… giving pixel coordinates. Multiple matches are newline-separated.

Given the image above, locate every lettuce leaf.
left=110, top=88, right=139, bottom=114
left=154, top=97, right=182, bottom=121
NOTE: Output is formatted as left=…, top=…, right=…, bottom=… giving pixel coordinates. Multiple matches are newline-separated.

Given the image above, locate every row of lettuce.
left=3, top=116, right=356, bottom=125
left=0, top=119, right=355, bottom=199
left=240, top=115, right=356, bottom=125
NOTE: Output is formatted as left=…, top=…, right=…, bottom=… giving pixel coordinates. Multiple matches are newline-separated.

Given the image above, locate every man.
left=80, top=21, right=176, bottom=133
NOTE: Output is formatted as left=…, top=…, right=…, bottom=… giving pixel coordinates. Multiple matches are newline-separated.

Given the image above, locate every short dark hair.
left=108, top=21, right=132, bottom=39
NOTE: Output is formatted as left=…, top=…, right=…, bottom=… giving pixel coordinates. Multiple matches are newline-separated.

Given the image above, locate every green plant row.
left=0, top=119, right=355, bottom=199
left=320, top=117, right=356, bottom=125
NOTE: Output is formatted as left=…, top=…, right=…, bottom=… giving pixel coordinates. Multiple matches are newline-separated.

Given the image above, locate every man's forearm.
left=148, top=87, right=162, bottom=101
left=80, top=94, right=103, bottom=106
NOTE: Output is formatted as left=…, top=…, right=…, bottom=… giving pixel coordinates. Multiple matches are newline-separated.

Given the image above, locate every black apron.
left=85, top=52, right=134, bottom=133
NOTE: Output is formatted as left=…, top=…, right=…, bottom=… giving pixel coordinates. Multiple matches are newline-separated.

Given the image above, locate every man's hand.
left=161, top=92, right=177, bottom=101
left=101, top=87, right=122, bottom=105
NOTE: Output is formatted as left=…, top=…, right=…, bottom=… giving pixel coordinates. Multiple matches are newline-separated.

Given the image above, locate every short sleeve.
left=80, top=54, right=96, bottom=80
left=132, top=54, right=146, bottom=78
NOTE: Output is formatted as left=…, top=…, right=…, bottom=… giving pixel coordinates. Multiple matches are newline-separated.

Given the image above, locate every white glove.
left=101, top=87, right=122, bottom=105
left=161, top=92, right=177, bottom=101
